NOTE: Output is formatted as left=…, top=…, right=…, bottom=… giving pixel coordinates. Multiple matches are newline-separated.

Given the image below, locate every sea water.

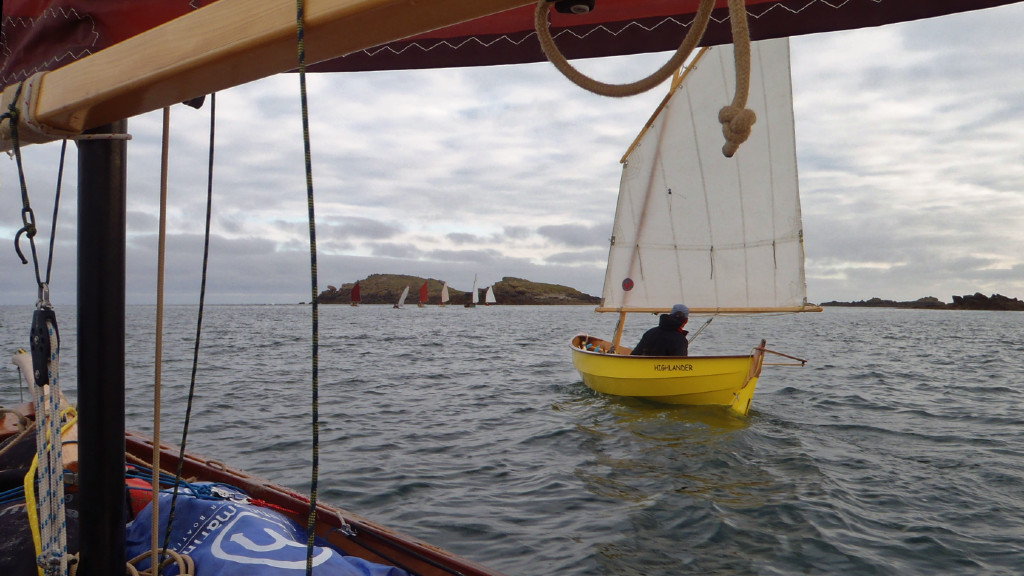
left=1, top=304, right=1022, bottom=575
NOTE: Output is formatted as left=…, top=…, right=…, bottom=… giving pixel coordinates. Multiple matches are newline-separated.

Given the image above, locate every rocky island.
left=317, top=274, right=601, bottom=305
left=821, top=293, right=1024, bottom=311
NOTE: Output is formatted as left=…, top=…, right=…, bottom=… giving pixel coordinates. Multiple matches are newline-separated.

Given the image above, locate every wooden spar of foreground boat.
left=570, top=38, right=817, bottom=417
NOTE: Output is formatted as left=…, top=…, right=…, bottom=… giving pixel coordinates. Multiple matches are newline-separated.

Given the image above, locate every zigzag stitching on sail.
left=354, top=0, right=866, bottom=58
left=357, top=14, right=710, bottom=57
left=0, top=7, right=99, bottom=86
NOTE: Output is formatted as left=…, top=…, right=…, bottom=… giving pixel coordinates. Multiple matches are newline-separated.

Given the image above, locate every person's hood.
left=658, top=313, right=684, bottom=331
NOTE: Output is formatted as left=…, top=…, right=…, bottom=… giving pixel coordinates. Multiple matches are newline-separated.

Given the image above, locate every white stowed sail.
left=484, top=286, right=496, bottom=305
left=600, top=38, right=812, bottom=315
left=440, top=282, right=450, bottom=306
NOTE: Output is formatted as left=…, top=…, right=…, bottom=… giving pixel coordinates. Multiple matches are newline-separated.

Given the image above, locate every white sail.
left=397, top=285, right=410, bottom=308
left=440, top=282, right=450, bottom=304
left=600, top=38, right=809, bottom=314
left=484, top=286, right=496, bottom=305
left=471, top=275, right=478, bottom=304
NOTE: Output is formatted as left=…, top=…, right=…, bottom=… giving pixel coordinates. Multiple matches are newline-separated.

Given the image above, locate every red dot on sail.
left=622, top=278, right=634, bottom=291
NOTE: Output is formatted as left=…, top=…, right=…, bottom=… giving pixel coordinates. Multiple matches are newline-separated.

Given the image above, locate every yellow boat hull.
left=570, top=335, right=766, bottom=417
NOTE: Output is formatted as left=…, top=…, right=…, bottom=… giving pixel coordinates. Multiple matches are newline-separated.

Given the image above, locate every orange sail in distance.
left=418, top=281, right=429, bottom=307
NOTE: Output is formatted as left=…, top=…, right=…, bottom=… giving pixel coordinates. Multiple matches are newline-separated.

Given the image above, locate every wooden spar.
left=619, top=47, right=709, bottom=164
left=598, top=303, right=827, bottom=311
left=611, top=310, right=627, bottom=351
left=5, top=0, right=534, bottom=139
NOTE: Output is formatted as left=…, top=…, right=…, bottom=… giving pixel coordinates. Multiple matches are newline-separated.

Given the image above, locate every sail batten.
left=601, top=38, right=809, bottom=314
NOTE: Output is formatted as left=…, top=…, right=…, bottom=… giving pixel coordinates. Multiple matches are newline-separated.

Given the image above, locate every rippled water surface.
left=2, top=304, right=1023, bottom=575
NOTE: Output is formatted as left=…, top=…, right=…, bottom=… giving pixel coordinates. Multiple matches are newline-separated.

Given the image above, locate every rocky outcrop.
left=317, top=274, right=600, bottom=305
left=821, top=293, right=1024, bottom=311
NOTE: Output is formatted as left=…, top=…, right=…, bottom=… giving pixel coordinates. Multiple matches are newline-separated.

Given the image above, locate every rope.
left=718, top=0, right=756, bottom=157
left=534, top=0, right=758, bottom=157
left=4, top=82, right=41, bottom=273
left=163, top=91, right=217, bottom=562
left=125, top=549, right=195, bottom=576
left=24, top=404, right=75, bottom=576
left=148, top=105, right=172, bottom=576
left=295, top=3, right=322, bottom=575
left=0, top=407, right=31, bottom=432
left=533, top=0, right=714, bottom=98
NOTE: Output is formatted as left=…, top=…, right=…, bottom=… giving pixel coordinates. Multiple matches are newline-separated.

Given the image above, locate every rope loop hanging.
left=535, top=0, right=759, bottom=157
left=533, top=0, right=715, bottom=98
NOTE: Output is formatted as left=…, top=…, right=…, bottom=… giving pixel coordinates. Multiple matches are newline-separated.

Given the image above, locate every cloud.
left=4, top=5, right=1024, bottom=306
left=537, top=222, right=610, bottom=247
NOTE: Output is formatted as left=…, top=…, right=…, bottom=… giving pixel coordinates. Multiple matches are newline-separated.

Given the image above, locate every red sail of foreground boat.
left=2, top=1, right=1018, bottom=575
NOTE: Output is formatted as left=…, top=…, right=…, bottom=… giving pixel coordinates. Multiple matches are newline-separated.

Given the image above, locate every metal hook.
left=13, top=206, right=36, bottom=264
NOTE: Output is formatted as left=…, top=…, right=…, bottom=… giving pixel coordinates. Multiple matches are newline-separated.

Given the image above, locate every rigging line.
left=5, top=82, right=44, bottom=287
left=150, top=105, right=172, bottom=576
left=163, top=91, right=216, bottom=564
left=44, top=140, right=68, bottom=287
left=295, top=2, right=322, bottom=575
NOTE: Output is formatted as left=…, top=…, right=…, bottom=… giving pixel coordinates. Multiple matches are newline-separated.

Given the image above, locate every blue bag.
left=126, top=484, right=407, bottom=576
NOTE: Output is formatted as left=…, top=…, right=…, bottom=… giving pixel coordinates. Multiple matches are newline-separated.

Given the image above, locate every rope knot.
left=718, top=105, right=756, bottom=158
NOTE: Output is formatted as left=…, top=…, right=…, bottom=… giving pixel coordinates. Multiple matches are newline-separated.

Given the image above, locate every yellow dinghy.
left=571, top=335, right=766, bottom=417
left=573, top=39, right=818, bottom=416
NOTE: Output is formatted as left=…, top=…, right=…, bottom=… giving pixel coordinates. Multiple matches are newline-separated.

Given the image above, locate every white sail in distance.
left=600, top=38, right=811, bottom=314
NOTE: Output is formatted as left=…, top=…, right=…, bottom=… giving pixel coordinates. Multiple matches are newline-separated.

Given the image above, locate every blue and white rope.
left=30, top=321, right=68, bottom=576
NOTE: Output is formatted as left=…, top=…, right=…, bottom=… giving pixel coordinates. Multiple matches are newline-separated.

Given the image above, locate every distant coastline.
left=821, top=293, right=1024, bottom=311
left=317, top=274, right=600, bottom=306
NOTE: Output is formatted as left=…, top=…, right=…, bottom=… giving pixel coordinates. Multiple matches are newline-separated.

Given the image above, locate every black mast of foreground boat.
left=76, top=123, right=127, bottom=576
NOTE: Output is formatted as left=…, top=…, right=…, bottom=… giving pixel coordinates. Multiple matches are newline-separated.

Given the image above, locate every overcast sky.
left=3, top=4, right=1024, bottom=306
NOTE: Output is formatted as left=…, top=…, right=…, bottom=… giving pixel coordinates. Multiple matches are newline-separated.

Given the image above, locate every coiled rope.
left=534, top=0, right=757, bottom=157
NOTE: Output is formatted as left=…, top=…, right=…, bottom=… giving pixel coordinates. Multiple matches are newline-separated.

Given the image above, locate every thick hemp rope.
left=718, top=0, right=756, bottom=157
left=534, top=0, right=715, bottom=98
left=534, top=0, right=758, bottom=157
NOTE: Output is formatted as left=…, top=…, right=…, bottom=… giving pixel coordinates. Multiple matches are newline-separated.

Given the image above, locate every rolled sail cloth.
left=126, top=483, right=407, bottom=576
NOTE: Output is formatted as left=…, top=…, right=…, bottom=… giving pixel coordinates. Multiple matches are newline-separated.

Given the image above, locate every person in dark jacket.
left=630, top=304, right=689, bottom=356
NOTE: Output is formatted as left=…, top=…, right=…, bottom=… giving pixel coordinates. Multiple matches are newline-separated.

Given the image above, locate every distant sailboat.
left=440, top=282, right=450, bottom=307
left=394, top=285, right=410, bottom=309
left=418, top=281, right=429, bottom=307
left=464, top=275, right=478, bottom=308
left=350, top=281, right=361, bottom=307
left=484, top=286, right=496, bottom=306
